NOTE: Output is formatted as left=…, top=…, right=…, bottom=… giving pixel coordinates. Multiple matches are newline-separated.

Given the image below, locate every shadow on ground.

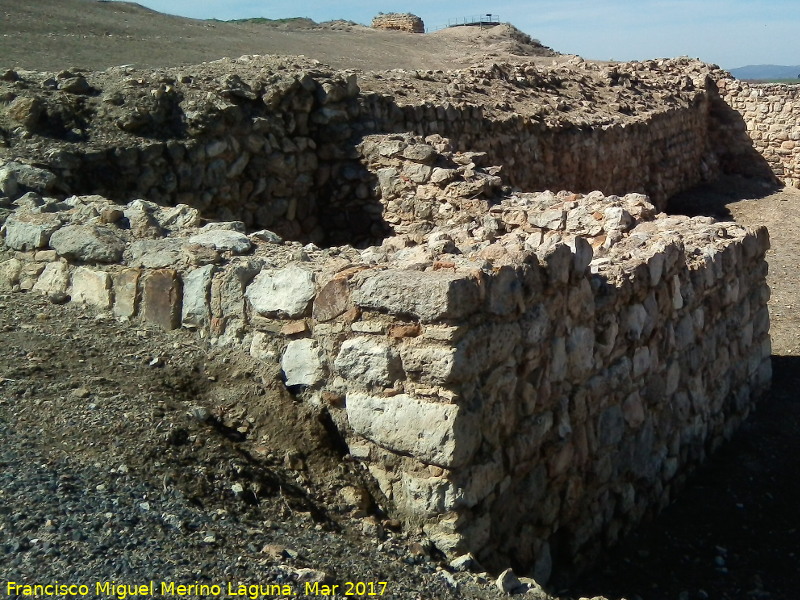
left=568, top=355, right=800, bottom=600
left=667, top=175, right=781, bottom=220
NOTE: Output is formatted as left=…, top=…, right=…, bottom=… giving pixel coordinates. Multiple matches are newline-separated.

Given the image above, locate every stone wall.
left=371, top=13, right=425, bottom=34
left=0, top=57, right=743, bottom=248
left=0, top=56, right=776, bottom=585
left=0, top=132, right=772, bottom=584
left=717, top=78, right=800, bottom=186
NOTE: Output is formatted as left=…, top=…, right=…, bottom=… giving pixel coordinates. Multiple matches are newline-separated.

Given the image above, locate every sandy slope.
left=0, top=0, right=556, bottom=71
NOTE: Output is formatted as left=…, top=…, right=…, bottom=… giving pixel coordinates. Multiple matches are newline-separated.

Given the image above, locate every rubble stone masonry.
left=718, top=78, right=800, bottom=187
left=0, top=56, right=775, bottom=583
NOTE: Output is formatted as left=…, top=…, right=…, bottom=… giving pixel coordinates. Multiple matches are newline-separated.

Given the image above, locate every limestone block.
left=246, top=265, right=315, bottom=318
left=188, top=229, right=252, bottom=254
left=0, top=258, right=22, bottom=291
left=567, top=236, right=593, bottom=275
left=212, top=261, right=262, bottom=320
left=400, top=343, right=459, bottom=385
left=282, top=338, right=326, bottom=387
left=142, top=269, right=182, bottom=330
left=528, top=209, right=566, bottom=230
left=623, top=303, right=647, bottom=341
left=346, top=392, right=479, bottom=468
left=49, top=224, right=125, bottom=263
left=70, top=267, right=112, bottom=309
left=4, top=214, right=62, bottom=251
left=334, top=337, right=402, bottom=387
left=129, top=239, right=185, bottom=269
left=182, top=265, right=215, bottom=327
left=398, top=472, right=461, bottom=516
left=352, top=269, right=480, bottom=322
left=0, top=161, right=56, bottom=198
left=113, top=269, right=140, bottom=319
left=32, top=261, right=70, bottom=295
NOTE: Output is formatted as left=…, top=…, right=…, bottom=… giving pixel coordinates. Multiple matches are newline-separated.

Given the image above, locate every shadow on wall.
left=708, top=83, right=779, bottom=183
left=567, top=355, right=800, bottom=600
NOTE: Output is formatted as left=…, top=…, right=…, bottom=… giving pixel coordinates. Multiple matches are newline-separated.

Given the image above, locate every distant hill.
left=729, top=64, right=800, bottom=81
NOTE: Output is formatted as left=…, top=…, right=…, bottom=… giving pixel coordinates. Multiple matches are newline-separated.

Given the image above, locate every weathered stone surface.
left=182, top=265, right=215, bottom=327
left=282, top=338, right=326, bottom=387
left=352, top=269, right=480, bottom=322
left=32, top=261, right=70, bottom=295
left=128, top=239, right=185, bottom=269
left=246, top=265, right=315, bottom=318
left=142, top=269, right=182, bottom=330
left=371, top=13, right=425, bottom=33
left=4, top=213, right=62, bottom=251
left=113, top=269, right=140, bottom=319
left=334, top=337, right=402, bottom=387
left=188, top=229, right=252, bottom=254
left=346, top=392, right=479, bottom=468
left=49, top=224, right=125, bottom=263
left=70, top=267, right=111, bottom=309
left=0, top=258, right=22, bottom=291
left=312, top=277, right=350, bottom=322
left=0, top=161, right=57, bottom=198
left=400, top=343, right=459, bottom=384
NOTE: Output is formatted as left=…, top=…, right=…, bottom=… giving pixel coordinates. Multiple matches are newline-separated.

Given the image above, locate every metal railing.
left=434, top=14, right=501, bottom=31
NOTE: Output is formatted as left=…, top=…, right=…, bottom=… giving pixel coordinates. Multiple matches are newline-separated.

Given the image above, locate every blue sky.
left=132, top=0, right=800, bottom=69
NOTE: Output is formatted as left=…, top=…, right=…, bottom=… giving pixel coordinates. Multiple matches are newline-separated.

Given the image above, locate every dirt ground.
left=0, top=0, right=557, bottom=72
left=2, top=2, right=800, bottom=598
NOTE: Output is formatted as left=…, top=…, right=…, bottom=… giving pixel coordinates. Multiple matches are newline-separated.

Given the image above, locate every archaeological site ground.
left=2, top=2, right=800, bottom=599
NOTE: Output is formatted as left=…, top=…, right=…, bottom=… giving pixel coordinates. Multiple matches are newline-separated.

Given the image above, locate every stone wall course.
left=0, top=55, right=776, bottom=585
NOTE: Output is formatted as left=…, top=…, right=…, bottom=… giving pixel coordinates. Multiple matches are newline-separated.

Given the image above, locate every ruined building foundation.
left=0, top=55, right=779, bottom=583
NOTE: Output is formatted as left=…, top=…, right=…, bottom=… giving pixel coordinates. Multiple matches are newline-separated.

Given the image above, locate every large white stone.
left=32, top=261, right=70, bottom=295
left=245, top=265, right=315, bottom=318
left=346, top=392, right=480, bottom=468
left=334, top=337, right=401, bottom=387
left=70, top=266, right=111, bottom=309
left=282, top=339, right=325, bottom=387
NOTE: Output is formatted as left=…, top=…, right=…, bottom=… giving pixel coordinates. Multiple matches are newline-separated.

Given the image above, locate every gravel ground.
left=0, top=291, right=531, bottom=600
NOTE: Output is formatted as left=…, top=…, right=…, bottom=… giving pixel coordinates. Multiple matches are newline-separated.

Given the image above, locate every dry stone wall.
left=717, top=78, right=800, bottom=186
left=0, top=130, right=772, bottom=584
left=0, top=56, right=747, bottom=246
left=0, top=56, right=777, bottom=584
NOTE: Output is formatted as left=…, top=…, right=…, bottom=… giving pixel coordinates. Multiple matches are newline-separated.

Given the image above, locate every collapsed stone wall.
left=0, top=56, right=746, bottom=248
left=717, top=78, right=800, bottom=186
left=371, top=13, right=425, bottom=34
left=0, top=131, right=772, bottom=584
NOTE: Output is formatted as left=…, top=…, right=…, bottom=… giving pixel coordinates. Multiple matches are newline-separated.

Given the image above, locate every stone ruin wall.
left=718, top=78, right=800, bottom=186
left=1, top=59, right=731, bottom=250
left=0, top=58, right=776, bottom=584
left=371, top=13, right=425, bottom=34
